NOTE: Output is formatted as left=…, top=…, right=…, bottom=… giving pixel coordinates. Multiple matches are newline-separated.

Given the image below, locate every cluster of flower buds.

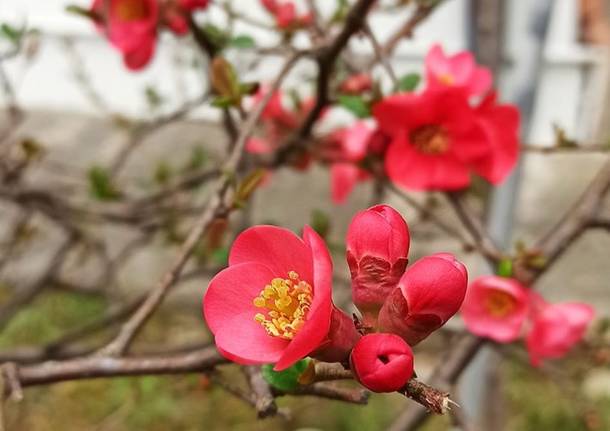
left=202, top=205, right=468, bottom=393
left=346, top=205, right=468, bottom=391
left=461, top=276, right=594, bottom=366
left=87, top=0, right=209, bottom=70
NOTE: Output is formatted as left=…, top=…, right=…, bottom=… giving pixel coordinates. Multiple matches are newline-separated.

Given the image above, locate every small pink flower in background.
left=340, top=73, right=373, bottom=94
left=327, top=121, right=375, bottom=203
left=374, top=88, right=490, bottom=191
left=526, top=296, right=594, bottom=367
left=245, top=87, right=312, bottom=156
left=461, top=275, right=529, bottom=342
left=161, top=0, right=210, bottom=35
left=350, top=333, right=414, bottom=393
left=346, top=205, right=410, bottom=323
left=425, top=43, right=492, bottom=97
left=91, top=0, right=159, bottom=70
left=261, top=0, right=311, bottom=30
left=203, top=225, right=357, bottom=370
left=378, top=253, right=468, bottom=345
left=472, top=92, right=520, bottom=185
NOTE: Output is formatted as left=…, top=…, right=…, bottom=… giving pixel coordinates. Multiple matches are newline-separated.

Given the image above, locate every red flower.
left=204, top=225, right=354, bottom=370
left=425, top=43, right=492, bottom=97
left=472, top=92, right=520, bottom=185
left=375, top=87, right=519, bottom=190
left=162, top=0, right=210, bottom=36
left=461, top=276, right=529, bottom=342
left=375, top=88, right=490, bottom=190
left=378, top=253, right=468, bottom=345
left=340, top=73, right=373, bottom=94
left=260, top=0, right=312, bottom=30
left=327, top=121, right=375, bottom=203
left=526, top=297, right=594, bottom=367
left=350, top=333, right=414, bottom=393
left=346, top=205, right=410, bottom=324
left=245, top=87, right=308, bottom=155
left=91, top=0, right=159, bottom=70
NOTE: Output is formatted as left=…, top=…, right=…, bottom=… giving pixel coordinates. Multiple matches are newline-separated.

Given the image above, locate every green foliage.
left=261, top=359, right=309, bottom=392
left=230, top=35, right=255, bottom=49
left=310, top=209, right=331, bottom=239
left=338, top=94, right=371, bottom=118
left=0, top=291, right=106, bottom=347
left=88, top=165, right=121, bottom=201
left=183, top=146, right=207, bottom=172
left=145, top=86, right=164, bottom=110
left=497, top=258, right=513, bottom=277
left=0, top=22, right=24, bottom=45
left=210, top=247, right=229, bottom=266
left=396, top=73, right=421, bottom=92
left=154, top=161, right=173, bottom=185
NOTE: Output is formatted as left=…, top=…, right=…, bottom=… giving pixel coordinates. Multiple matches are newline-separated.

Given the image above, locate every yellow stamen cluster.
left=484, top=290, right=516, bottom=317
left=253, top=271, right=313, bottom=340
left=439, top=73, right=455, bottom=85
left=115, top=0, right=149, bottom=21
left=410, top=125, right=450, bottom=155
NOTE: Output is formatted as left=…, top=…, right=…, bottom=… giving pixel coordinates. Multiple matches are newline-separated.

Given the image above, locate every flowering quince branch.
left=202, top=205, right=467, bottom=413
left=0, top=0, right=608, bottom=429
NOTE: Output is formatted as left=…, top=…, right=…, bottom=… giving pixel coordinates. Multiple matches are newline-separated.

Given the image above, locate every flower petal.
left=275, top=226, right=333, bottom=370
left=203, top=262, right=289, bottom=364
left=229, top=225, right=313, bottom=283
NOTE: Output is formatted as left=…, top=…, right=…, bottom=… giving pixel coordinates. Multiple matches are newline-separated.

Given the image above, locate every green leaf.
left=338, top=95, right=370, bottom=118
left=211, top=96, right=235, bottom=108
left=239, top=82, right=260, bottom=97
left=201, top=24, right=229, bottom=50
left=88, top=166, right=121, bottom=201
left=261, top=359, right=309, bottom=392
left=154, top=161, right=173, bottom=185
left=496, top=258, right=513, bottom=277
left=0, top=23, right=23, bottom=45
left=396, top=73, right=421, bottom=92
left=183, top=146, right=207, bottom=172
left=144, top=86, right=164, bottom=109
left=65, top=5, right=99, bottom=21
left=310, top=209, right=330, bottom=239
left=230, top=35, right=255, bottom=49
left=210, top=247, right=229, bottom=266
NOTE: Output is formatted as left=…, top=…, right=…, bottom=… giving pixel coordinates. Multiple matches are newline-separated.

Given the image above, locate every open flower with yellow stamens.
left=461, top=275, right=529, bottom=343
left=203, top=225, right=358, bottom=371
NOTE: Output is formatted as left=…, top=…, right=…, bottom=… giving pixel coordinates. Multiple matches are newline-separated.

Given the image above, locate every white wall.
left=0, top=0, right=605, bottom=144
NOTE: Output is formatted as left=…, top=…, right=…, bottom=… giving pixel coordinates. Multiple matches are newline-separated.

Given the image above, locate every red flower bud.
left=346, top=205, right=410, bottom=323
left=312, top=306, right=361, bottom=363
left=350, top=333, right=414, bottom=393
left=378, top=253, right=467, bottom=345
left=340, top=73, right=373, bottom=94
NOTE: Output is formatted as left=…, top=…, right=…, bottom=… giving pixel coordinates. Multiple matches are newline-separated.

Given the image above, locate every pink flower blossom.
left=472, top=92, right=521, bottom=185
left=374, top=87, right=519, bottom=190
left=91, top=0, right=159, bottom=70
left=203, top=225, right=356, bottom=370
left=346, top=205, right=410, bottom=323
left=327, top=121, right=375, bottom=203
left=461, top=276, right=529, bottom=342
left=350, top=333, right=414, bottom=392
left=526, top=297, right=594, bottom=367
left=340, top=73, right=373, bottom=94
left=261, top=0, right=311, bottom=30
left=374, top=88, right=490, bottom=190
left=425, top=43, right=492, bottom=97
left=378, top=253, right=468, bottom=345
